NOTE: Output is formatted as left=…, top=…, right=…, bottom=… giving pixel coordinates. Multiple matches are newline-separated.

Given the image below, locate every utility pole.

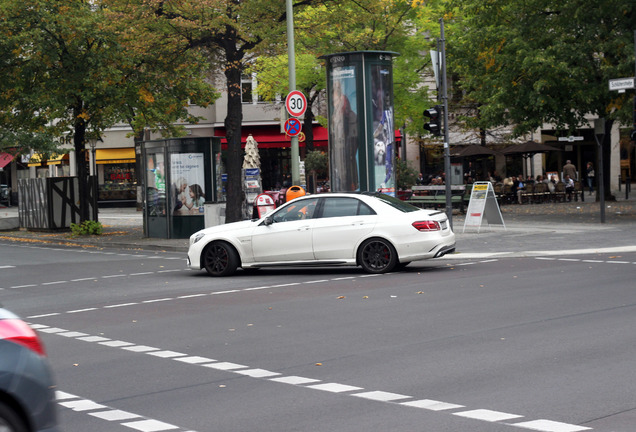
left=440, top=19, right=452, bottom=226
left=286, top=0, right=300, bottom=185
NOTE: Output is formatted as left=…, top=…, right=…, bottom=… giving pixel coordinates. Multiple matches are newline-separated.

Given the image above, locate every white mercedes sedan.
left=187, top=192, right=456, bottom=276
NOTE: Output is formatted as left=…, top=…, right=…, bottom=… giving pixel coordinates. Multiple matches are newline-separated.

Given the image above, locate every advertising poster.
left=171, top=153, right=205, bottom=215
left=147, top=153, right=166, bottom=216
left=329, top=65, right=359, bottom=192
left=370, top=64, right=395, bottom=196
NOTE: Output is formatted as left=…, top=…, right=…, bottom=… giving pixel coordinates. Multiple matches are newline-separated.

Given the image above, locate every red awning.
left=0, top=152, right=14, bottom=169
left=216, top=125, right=328, bottom=149
left=215, top=125, right=400, bottom=149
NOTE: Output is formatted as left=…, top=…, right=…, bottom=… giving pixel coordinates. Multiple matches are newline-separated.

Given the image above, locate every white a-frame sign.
left=463, top=182, right=506, bottom=233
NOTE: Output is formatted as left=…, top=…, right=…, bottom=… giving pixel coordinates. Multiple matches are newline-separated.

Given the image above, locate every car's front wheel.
left=358, top=238, right=398, bottom=274
left=0, top=402, right=28, bottom=432
left=202, top=241, right=239, bottom=276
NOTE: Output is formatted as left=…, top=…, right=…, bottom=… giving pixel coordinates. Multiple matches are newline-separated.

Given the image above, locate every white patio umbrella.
left=243, top=134, right=261, bottom=170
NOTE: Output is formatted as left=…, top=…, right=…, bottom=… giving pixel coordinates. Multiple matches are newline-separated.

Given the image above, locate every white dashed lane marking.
left=32, top=322, right=594, bottom=432
left=56, top=391, right=194, bottom=432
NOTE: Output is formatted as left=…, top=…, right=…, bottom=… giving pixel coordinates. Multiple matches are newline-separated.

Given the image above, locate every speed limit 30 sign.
left=285, top=90, right=307, bottom=118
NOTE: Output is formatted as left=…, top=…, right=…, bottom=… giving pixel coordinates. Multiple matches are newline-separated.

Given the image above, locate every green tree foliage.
left=298, top=0, right=438, bottom=133
left=250, top=53, right=325, bottom=151
left=253, top=0, right=439, bottom=172
left=129, top=0, right=327, bottom=222
left=0, top=0, right=217, bottom=220
left=445, top=0, right=635, bottom=197
left=395, top=157, right=419, bottom=189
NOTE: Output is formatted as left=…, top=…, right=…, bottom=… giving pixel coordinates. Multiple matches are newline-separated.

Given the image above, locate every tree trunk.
left=73, top=104, right=90, bottom=223
left=223, top=38, right=244, bottom=223
left=303, top=89, right=319, bottom=153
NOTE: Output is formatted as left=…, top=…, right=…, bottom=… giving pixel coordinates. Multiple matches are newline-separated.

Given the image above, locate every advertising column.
left=328, top=60, right=360, bottom=192
left=368, top=59, right=396, bottom=195
left=322, top=51, right=398, bottom=195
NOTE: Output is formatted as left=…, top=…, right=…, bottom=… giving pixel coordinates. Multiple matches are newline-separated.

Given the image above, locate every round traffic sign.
left=284, top=118, right=302, bottom=137
left=285, top=90, right=307, bottom=117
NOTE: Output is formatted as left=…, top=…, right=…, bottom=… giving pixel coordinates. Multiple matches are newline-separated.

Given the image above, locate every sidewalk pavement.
left=1, top=192, right=635, bottom=258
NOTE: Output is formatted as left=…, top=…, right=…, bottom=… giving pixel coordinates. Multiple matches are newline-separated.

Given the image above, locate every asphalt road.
left=1, top=241, right=636, bottom=432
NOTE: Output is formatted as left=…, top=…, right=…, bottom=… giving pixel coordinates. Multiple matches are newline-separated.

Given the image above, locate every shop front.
left=95, top=148, right=137, bottom=205
left=27, top=152, right=71, bottom=178
left=215, top=124, right=328, bottom=191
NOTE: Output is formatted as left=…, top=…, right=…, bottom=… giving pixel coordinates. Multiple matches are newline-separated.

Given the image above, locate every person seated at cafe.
left=564, top=174, right=575, bottom=202
left=513, top=174, right=526, bottom=204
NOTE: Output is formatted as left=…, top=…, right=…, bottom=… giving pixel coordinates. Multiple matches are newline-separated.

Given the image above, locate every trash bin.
left=285, top=185, right=306, bottom=202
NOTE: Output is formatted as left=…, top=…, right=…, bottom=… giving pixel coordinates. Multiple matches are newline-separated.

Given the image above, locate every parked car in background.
left=0, top=306, right=60, bottom=432
left=188, top=192, right=456, bottom=276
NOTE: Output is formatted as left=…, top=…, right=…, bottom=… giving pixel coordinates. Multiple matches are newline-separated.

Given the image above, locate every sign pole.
left=286, top=0, right=300, bottom=185
left=440, top=18, right=452, bottom=227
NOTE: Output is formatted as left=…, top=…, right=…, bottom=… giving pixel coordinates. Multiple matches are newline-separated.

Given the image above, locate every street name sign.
left=609, top=77, right=635, bottom=92
left=558, top=136, right=584, bottom=142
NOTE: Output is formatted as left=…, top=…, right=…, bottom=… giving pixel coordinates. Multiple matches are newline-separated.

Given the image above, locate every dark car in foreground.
left=0, top=307, right=59, bottom=432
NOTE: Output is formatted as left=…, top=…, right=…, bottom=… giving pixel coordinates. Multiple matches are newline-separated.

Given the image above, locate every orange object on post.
left=285, top=185, right=306, bottom=202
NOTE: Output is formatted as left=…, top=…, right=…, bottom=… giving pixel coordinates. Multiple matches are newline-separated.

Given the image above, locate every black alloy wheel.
left=203, top=241, right=239, bottom=276
left=358, top=238, right=397, bottom=274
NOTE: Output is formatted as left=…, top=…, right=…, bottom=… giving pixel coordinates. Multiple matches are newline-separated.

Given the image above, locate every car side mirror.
left=262, top=216, right=274, bottom=226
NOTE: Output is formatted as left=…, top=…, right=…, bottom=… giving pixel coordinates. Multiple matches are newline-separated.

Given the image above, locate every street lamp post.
left=89, top=138, right=97, bottom=178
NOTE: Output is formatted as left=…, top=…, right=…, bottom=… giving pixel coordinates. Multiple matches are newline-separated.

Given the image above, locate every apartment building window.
left=242, top=73, right=277, bottom=104
left=241, top=74, right=255, bottom=103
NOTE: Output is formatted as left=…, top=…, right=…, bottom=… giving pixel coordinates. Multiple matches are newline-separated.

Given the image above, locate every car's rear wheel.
left=0, top=402, right=28, bottom=432
left=202, top=241, right=239, bottom=276
left=358, top=238, right=398, bottom=274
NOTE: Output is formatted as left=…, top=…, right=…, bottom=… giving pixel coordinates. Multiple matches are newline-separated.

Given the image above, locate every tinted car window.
left=271, top=198, right=319, bottom=222
left=321, top=197, right=375, bottom=218
left=364, top=192, right=420, bottom=213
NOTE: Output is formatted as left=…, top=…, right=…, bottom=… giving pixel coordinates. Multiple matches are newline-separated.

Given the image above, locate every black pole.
left=594, top=119, right=605, bottom=223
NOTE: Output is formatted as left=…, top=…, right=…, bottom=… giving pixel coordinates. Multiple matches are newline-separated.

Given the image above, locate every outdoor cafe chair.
left=553, top=182, right=566, bottom=202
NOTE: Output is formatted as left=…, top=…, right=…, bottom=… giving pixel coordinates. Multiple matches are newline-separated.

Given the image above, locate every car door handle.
left=297, top=225, right=311, bottom=231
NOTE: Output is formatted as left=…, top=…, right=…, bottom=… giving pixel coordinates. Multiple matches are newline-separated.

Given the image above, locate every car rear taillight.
left=0, top=319, right=46, bottom=356
left=412, top=220, right=441, bottom=231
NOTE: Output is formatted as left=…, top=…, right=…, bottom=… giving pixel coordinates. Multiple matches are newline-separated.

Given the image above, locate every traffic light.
left=423, top=105, right=442, bottom=136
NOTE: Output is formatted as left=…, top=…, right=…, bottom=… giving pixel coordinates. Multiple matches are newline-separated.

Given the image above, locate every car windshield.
left=364, top=192, right=420, bottom=213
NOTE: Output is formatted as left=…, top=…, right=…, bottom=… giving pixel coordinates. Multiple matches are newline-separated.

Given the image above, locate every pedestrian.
left=563, top=160, right=577, bottom=181
left=586, top=161, right=595, bottom=195
left=416, top=172, right=425, bottom=185
left=564, top=175, right=575, bottom=202
left=513, top=175, right=525, bottom=204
